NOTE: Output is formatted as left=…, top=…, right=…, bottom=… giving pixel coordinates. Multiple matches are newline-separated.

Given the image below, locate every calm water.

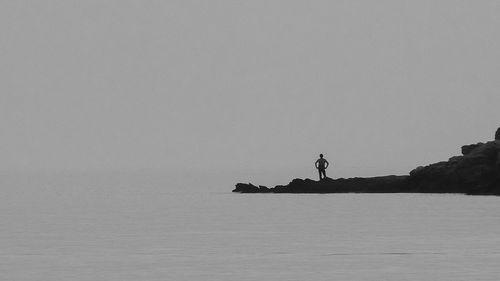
left=1, top=173, right=500, bottom=280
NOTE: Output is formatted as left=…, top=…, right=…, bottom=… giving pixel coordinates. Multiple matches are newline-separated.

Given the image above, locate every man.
left=315, top=154, right=329, bottom=180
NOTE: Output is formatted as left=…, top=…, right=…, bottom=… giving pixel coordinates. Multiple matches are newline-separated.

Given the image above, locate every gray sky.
left=1, top=1, right=499, bottom=182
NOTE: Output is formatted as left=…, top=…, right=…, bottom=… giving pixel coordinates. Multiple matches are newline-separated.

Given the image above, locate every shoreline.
left=234, top=129, right=500, bottom=195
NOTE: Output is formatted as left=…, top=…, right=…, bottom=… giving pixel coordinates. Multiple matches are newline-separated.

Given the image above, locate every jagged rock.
left=233, top=128, right=500, bottom=196
left=233, top=183, right=261, bottom=193
left=409, top=166, right=424, bottom=177
left=400, top=139, right=499, bottom=194
left=448, top=156, right=463, bottom=163
left=461, top=143, right=483, bottom=155
left=234, top=176, right=410, bottom=193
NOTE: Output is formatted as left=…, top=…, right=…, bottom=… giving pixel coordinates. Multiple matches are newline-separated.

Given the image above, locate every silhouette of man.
left=315, top=154, right=329, bottom=180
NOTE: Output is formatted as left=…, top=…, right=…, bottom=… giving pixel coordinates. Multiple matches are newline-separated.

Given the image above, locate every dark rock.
left=409, top=166, right=424, bottom=177
left=461, top=143, right=483, bottom=155
left=233, top=128, right=500, bottom=196
left=233, top=183, right=260, bottom=193
left=234, top=175, right=411, bottom=194
left=400, top=139, right=499, bottom=194
left=448, top=156, right=463, bottom=163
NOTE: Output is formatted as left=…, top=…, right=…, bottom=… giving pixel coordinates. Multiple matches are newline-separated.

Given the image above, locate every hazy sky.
left=2, top=1, right=499, bottom=181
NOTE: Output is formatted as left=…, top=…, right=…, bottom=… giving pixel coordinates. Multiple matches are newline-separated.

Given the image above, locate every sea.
left=1, top=171, right=499, bottom=281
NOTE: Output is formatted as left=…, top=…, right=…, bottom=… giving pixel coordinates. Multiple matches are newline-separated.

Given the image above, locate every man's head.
left=319, top=154, right=323, bottom=158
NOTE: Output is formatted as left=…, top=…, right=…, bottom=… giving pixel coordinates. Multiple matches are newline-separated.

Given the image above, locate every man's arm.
left=325, top=160, right=329, bottom=169
left=315, top=159, right=319, bottom=168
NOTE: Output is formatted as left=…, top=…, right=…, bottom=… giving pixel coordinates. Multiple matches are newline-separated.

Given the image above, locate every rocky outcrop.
left=409, top=139, right=500, bottom=195
left=234, top=176, right=411, bottom=193
left=233, top=128, right=500, bottom=195
left=461, top=143, right=483, bottom=155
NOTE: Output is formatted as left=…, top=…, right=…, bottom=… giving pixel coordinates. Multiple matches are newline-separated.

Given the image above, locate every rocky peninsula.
left=233, top=128, right=500, bottom=195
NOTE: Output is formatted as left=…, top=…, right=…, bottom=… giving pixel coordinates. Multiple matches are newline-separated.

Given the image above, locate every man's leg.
left=322, top=170, right=326, bottom=179
left=319, top=169, right=325, bottom=180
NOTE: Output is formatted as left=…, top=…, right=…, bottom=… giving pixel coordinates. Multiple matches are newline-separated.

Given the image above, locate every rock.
left=233, top=175, right=410, bottom=194
left=409, top=166, right=424, bottom=176
left=233, top=128, right=500, bottom=196
left=233, top=183, right=260, bottom=193
left=448, top=156, right=463, bottom=163
left=461, top=143, right=483, bottom=155
left=403, top=138, right=500, bottom=195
